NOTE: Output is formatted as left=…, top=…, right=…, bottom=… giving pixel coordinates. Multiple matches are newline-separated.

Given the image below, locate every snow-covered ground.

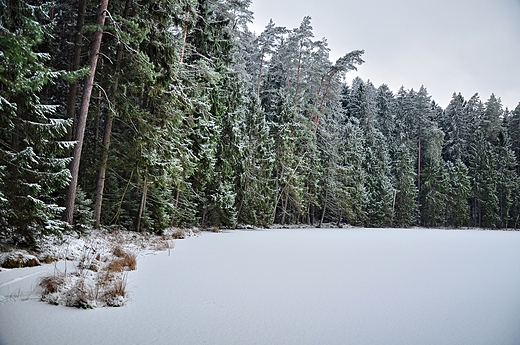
left=1, top=228, right=520, bottom=345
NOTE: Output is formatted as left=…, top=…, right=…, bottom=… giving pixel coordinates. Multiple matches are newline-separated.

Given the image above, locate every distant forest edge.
left=1, top=0, right=520, bottom=246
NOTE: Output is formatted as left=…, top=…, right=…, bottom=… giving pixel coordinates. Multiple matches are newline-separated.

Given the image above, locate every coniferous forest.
left=1, top=0, right=520, bottom=246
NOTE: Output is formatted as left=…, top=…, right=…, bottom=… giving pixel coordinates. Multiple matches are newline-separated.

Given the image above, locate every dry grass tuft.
left=106, top=258, right=126, bottom=272
left=170, top=229, right=186, bottom=239
left=42, top=255, right=56, bottom=264
left=108, top=246, right=136, bottom=271
left=112, top=245, right=126, bottom=258
left=103, top=273, right=128, bottom=307
left=39, top=275, right=64, bottom=295
left=152, top=240, right=169, bottom=251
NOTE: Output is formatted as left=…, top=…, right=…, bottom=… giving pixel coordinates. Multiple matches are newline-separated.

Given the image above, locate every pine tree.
left=64, top=0, right=109, bottom=224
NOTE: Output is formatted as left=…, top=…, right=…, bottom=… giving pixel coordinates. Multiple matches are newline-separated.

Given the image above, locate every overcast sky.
left=248, top=0, right=520, bottom=110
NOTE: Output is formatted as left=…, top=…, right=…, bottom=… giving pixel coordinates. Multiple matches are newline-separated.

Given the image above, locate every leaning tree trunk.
left=136, top=174, right=148, bottom=233
left=64, top=0, right=109, bottom=224
left=93, top=0, right=131, bottom=229
left=65, top=0, right=86, bottom=141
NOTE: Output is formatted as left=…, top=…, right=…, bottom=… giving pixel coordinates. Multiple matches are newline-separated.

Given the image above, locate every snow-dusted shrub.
left=103, top=272, right=128, bottom=307
left=63, top=277, right=98, bottom=309
left=38, top=244, right=137, bottom=308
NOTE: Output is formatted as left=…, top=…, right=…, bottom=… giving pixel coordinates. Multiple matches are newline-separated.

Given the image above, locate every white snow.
left=1, top=228, right=520, bottom=345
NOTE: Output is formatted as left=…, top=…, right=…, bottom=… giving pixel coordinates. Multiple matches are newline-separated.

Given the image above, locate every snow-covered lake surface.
left=1, top=228, right=520, bottom=345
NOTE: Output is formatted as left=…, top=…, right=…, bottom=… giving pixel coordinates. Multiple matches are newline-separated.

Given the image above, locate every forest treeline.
left=1, top=0, right=520, bottom=245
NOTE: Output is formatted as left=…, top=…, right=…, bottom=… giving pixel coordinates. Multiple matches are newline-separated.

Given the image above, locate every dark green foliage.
left=0, top=0, right=74, bottom=245
left=420, top=128, right=448, bottom=227
left=468, top=131, right=499, bottom=228
left=236, top=98, right=275, bottom=226
left=444, top=160, right=471, bottom=227
left=392, top=144, right=418, bottom=227
left=2, top=0, right=518, bottom=243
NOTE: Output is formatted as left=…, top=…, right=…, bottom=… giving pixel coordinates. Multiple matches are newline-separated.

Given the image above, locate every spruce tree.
left=0, top=0, right=74, bottom=244
left=419, top=127, right=448, bottom=227
left=445, top=160, right=470, bottom=227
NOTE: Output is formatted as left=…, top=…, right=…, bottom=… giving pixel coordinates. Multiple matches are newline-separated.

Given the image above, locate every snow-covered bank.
left=1, top=228, right=520, bottom=344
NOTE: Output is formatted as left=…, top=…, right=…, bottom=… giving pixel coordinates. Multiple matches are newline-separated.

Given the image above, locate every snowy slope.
left=1, top=228, right=520, bottom=345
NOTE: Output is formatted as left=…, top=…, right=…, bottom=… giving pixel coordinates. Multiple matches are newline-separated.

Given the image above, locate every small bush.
left=64, top=278, right=96, bottom=309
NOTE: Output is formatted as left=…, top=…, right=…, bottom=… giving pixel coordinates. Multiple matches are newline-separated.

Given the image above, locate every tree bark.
left=65, top=0, right=86, bottom=141
left=257, top=48, right=265, bottom=98
left=319, top=190, right=327, bottom=227
left=64, top=0, right=109, bottom=224
left=93, top=0, right=131, bottom=229
left=136, top=174, right=148, bottom=233
left=281, top=192, right=289, bottom=225
left=417, top=135, right=421, bottom=194
left=293, top=41, right=303, bottom=118
left=93, top=113, right=114, bottom=228
left=314, top=71, right=338, bottom=134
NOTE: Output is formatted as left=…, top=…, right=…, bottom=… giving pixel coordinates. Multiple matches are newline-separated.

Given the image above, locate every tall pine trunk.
left=136, top=174, right=148, bottom=233
left=65, top=0, right=86, bottom=141
left=64, top=0, right=109, bottom=224
left=257, top=48, right=265, bottom=98
left=319, top=190, right=328, bottom=227
left=93, top=0, right=131, bottom=229
left=293, top=41, right=303, bottom=117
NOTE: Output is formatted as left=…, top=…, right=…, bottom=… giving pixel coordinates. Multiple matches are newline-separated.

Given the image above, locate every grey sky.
left=249, top=0, right=520, bottom=110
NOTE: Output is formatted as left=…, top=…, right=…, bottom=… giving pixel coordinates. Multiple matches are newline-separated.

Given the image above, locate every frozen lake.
left=1, top=228, right=520, bottom=344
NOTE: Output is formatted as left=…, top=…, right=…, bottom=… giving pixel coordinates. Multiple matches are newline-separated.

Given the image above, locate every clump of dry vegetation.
left=38, top=245, right=137, bottom=308
left=109, top=245, right=137, bottom=271
left=24, top=227, right=195, bottom=308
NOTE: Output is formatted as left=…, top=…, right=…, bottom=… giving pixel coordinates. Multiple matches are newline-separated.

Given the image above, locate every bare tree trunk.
left=257, top=49, right=265, bottom=98
left=93, top=0, right=131, bottom=229
left=93, top=112, right=114, bottom=228
left=319, top=190, right=328, bottom=227
left=314, top=72, right=338, bottom=134
left=417, top=135, right=421, bottom=194
left=293, top=42, right=303, bottom=118
left=310, top=75, right=325, bottom=122
left=136, top=174, right=148, bottom=233
left=49, top=2, right=55, bottom=20
left=64, top=0, right=109, bottom=224
left=281, top=192, right=289, bottom=225
left=271, top=171, right=281, bottom=223
left=65, top=0, right=87, bottom=141
left=93, top=89, right=102, bottom=154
